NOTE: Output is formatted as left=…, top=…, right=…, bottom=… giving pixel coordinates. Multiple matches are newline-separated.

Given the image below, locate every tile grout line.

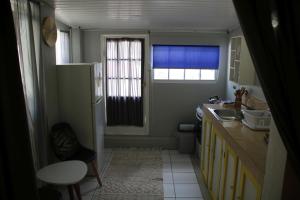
left=163, top=150, right=175, bottom=198
left=169, top=150, right=177, bottom=198
left=155, top=150, right=205, bottom=199
left=101, top=151, right=113, bottom=178
left=87, top=151, right=112, bottom=200
left=171, top=153, right=204, bottom=199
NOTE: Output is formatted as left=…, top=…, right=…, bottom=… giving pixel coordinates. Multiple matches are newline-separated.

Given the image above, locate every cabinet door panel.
left=201, top=117, right=212, bottom=183
left=234, top=162, right=242, bottom=200
left=219, top=142, right=227, bottom=200
left=237, top=165, right=261, bottom=200
left=220, top=145, right=238, bottom=200
left=208, top=127, right=215, bottom=187
left=243, top=178, right=257, bottom=200
left=209, top=129, right=223, bottom=200
left=200, top=117, right=207, bottom=171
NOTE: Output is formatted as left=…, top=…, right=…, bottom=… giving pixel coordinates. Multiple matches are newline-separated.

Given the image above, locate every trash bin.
left=177, top=123, right=195, bottom=154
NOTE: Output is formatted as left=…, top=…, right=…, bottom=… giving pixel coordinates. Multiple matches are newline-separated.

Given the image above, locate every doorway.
left=101, top=35, right=149, bottom=135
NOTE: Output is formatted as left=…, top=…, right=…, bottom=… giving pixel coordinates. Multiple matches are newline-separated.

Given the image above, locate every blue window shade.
left=153, top=45, right=220, bottom=69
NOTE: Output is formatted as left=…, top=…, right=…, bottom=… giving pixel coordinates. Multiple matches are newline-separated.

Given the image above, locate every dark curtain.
left=107, top=96, right=143, bottom=126
left=0, top=0, right=39, bottom=199
left=282, top=155, right=300, bottom=199
left=106, top=39, right=144, bottom=127
left=232, top=0, right=300, bottom=178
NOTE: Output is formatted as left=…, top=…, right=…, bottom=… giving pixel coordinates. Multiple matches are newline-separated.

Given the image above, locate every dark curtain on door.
left=106, top=38, right=144, bottom=127
left=233, top=0, right=300, bottom=179
left=0, top=0, right=38, bottom=199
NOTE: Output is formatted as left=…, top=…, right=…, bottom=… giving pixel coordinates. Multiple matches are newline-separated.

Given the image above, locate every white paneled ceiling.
left=51, top=0, right=239, bottom=31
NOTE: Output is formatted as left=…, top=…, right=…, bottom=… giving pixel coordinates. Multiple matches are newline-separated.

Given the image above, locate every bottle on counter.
left=234, top=87, right=246, bottom=110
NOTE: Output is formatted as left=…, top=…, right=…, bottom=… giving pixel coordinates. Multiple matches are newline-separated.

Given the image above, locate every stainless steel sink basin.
left=213, top=109, right=237, bottom=121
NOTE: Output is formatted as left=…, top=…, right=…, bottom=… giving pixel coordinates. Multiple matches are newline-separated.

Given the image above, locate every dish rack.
left=241, top=110, right=271, bottom=131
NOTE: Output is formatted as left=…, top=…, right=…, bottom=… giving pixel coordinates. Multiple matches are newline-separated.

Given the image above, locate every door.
left=219, top=144, right=239, bottom=200
left=103, top=36, right=149, bottom=135
left=201, top=116, right=212, bottom=183
left=208, top=128, right=224, bottom=200
left=236, top=165, right=262, bottom=200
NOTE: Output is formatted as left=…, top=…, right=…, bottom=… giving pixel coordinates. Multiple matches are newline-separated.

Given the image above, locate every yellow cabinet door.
left=208, top=128, right=224, bottom=200
left=236, top=164, right=262, bottom=200
left=201, top=116, right=212, bottom=183
left=219, top=144, right=239, bottom=200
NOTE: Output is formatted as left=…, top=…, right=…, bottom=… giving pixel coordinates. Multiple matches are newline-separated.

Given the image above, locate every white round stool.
left=37, top=160, right=87, bottom=200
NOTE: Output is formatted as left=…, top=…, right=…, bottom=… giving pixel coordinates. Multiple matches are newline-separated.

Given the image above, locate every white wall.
left=261, top=119, right=287, bottom=200
left=40, top=2, right=74, bottom=164
left=71, top=27, right=82, bottom=63
left=56, top=20, right=70, bottom=31
left=82, top=31, right=101, bottom=62
left=81, top=30, right=228, bottom=147
left=81, top=30, right=147, bottom=62
left=150, top=32, right=228, bottom=139
left=40, top=2, right=60, bottom=164
left=41, top=4, right=59, bottom=131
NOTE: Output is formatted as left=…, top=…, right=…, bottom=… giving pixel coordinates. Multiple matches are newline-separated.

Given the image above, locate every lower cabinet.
left=236, top=165, right=262, bottom=200
left=201, top=116, right=212, bottom=183
left=219, top=144, right=239, bottom=200
left=200, top=115, right=262, bottom=200
left=208, top=128, right=224, bottom=200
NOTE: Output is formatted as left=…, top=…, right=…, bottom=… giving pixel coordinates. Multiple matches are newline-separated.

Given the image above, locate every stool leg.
left=68, top=185, right=74, bottom=200
left=74, top=184, right=82, bottom=200
left=91, top=160, right=102, bottom=186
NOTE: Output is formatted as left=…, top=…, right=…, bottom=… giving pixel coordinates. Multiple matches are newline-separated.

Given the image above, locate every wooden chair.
left=50, top=122, right=102, bottom=186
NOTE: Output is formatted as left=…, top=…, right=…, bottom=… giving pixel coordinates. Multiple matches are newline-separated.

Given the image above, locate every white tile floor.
left=57, top=149, right=204, bottom=200
left=162, top=150, right=203, bottom=200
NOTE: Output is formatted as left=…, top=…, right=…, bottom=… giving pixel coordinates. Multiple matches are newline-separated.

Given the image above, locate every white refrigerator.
left=56, top=63, right=105, bottom=172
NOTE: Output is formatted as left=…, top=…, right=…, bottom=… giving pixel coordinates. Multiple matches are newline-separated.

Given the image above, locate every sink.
left=213, top=109, right=238, bottom=121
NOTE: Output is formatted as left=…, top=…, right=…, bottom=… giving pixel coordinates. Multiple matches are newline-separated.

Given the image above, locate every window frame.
left=55, top=29, right=70, bottom=64
left=106, top=38, right=144, bottom=98
left=151, top=44, right=220, bottom=83
left=152, top=68, right=219, bottom=83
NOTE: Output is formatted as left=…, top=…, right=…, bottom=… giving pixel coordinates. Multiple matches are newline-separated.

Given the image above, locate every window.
left=106, top=39, right=143, bottom=97
left=152, top=45, right=220, bottom=81
left=55, top=30, right=70, bottom=64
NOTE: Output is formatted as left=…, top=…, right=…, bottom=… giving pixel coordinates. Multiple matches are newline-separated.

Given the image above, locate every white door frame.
left=100, top=34, right=150, bottom=135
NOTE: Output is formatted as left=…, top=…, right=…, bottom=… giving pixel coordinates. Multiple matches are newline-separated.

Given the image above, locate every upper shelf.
left=229, top=36, right=256, bottom=85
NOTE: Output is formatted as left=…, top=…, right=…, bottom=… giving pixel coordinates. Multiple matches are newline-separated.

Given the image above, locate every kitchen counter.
left=203, top=104, right=268, bottom=185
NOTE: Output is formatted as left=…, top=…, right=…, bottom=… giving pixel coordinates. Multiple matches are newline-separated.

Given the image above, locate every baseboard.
left=104, top=135, right=178, bottom=149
